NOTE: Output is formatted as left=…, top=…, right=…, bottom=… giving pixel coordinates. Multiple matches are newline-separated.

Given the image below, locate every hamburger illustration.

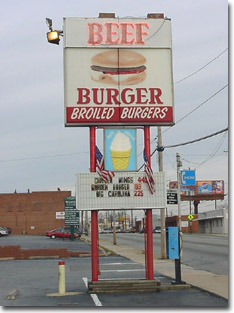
left=90, top=49, right=146, bottom=85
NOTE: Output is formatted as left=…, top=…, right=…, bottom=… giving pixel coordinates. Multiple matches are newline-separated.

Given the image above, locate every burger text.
left=68, top=106, right=170, bottom=122
left=76, top=87, right=163, bottom=105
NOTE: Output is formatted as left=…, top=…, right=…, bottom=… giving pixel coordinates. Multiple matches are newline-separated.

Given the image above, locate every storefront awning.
left=193, top=215, right=223, bottom=222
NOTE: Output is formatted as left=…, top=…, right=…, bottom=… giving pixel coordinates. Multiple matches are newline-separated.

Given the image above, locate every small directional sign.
left=167, top=189, right=178, bottom=205
left=187, top=214, right=194, bottom=221
left=181, top=170, right=196, bottom=186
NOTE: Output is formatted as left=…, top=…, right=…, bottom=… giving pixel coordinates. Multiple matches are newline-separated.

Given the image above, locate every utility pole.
left=85, top=211, right=89, bottom=236
left=158, top=126, right=166, bottom=259
left=113, top=210, right=117, bottom=245
left=176, top=152, right=182, bottom=231
left=173, top=152, right=183, bottom=284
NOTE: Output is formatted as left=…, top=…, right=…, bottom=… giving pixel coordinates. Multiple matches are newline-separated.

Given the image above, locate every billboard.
left=76, top=172, right=166, bottom=210
left=104, top=128, right=137, bottom=171
left=63, top=17, right=174, bottom=126
left=169, top=181, right=196, bottom=195
left=197, top=180, right=224, bottom=195
left=169, top=180, right=224, bottom=196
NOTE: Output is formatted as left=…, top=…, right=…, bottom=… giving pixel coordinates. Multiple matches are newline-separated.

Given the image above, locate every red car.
left=46, top=227, right=80, bottom=239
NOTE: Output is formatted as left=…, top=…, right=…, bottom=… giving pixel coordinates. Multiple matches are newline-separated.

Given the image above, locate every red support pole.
left=143, top=217, right=148, bottom=279
left=91, top=210, right=99, bottom=281
left=144, top=126, right=151, bottom=167
left=144, top=126, right=154, bottom=280
left=90, top=127, right=99, bottom=282
left=90, top=126, right=96, bottom=172
left=146, top=209, right=154, bottom=280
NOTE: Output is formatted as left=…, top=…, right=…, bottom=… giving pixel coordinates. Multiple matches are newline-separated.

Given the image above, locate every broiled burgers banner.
left=64, top=17, right=174, bottom=126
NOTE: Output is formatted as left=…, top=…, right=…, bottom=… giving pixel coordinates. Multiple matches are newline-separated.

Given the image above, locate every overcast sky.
left=0, top=0, right=228, bottom=215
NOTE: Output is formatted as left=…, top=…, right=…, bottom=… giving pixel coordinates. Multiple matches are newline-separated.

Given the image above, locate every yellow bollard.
left=58, top=260, right=66, bottom=295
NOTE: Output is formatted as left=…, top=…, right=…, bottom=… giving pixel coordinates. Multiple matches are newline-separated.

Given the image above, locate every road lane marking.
left=82, top=277, right=103, bottom=307
left=82, top=277, right=88, bottom=288
left=100, top=262, right=138, bottom=265
left=101, top=269, right=145, bottom=272
left=90, top=294, right=102, bottom=306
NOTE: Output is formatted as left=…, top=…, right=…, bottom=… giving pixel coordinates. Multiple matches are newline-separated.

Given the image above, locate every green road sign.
left=64, top=196, right=79, bottom=226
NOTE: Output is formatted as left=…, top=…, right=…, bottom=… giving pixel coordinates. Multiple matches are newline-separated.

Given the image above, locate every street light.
left=45, top=18, right=63, bottom=45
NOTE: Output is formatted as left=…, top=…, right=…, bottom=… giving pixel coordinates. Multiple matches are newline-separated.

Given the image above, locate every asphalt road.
left=99, top=233, right=229, bottom=275
left=0, top=256, right=227, bottom=307
left=0, top=234, right=91, bottom=252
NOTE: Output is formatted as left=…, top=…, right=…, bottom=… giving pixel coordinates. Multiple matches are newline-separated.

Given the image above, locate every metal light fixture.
left=46, top=18, right=63, bottom=45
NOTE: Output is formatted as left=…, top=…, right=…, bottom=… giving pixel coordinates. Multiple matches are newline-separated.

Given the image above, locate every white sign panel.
left=181, top=221, right=188, bottom=228
left=76, top=172, right=166, bottom=211
left=63, top=17, right=174, bottom=127
left=56, top=212, right=65, bottom=219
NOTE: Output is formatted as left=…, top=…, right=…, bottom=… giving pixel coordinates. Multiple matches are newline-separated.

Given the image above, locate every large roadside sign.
left=63, top=16, right=174, bottom=127
left=76, top=172, right=166, bottom=210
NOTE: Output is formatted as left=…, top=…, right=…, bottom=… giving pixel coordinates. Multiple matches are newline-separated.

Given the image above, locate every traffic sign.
left=187, top=214, right=194, bottom=221
left=181, top=170, right=196, bottom=186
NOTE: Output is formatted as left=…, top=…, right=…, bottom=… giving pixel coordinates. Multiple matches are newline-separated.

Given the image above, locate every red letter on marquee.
left=135, top=23, right=149, bottom=44
left=136, top=88, right=148, bottom=104
left=77, top=88, right=90, bottom=104
left=105, top=23, right=119, bottom=45
left=149, top=88, right=163, bottom=104
left=87, top=23, right=103, bottom=45
left=120, top=23, right=135, bottom=45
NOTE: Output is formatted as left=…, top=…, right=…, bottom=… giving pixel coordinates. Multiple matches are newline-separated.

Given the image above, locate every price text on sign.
left=76, top=172, right=166, bottom=211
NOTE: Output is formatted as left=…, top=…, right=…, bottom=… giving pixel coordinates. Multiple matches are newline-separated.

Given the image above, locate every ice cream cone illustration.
left=110, top=131, right=131, bottom=170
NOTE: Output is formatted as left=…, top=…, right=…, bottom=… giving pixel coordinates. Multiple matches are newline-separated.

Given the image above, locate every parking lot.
left=0, top=234, right=91, bottom=253
left=0, top=235, right=228, bottom=307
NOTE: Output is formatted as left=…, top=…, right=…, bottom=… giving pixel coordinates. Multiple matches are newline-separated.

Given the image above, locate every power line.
left=138, top=127, right=228, bottom=171
left=194, top=132, right=227, bottom=168
left=174, top=48, right=228, bottom=84
left=164, top=127, right=228, bottom=149
left=175, top=84, right=228, bottom=126
left=152, top=84, right=228, bottom=143
left=0, top=151, right=89, bottom=163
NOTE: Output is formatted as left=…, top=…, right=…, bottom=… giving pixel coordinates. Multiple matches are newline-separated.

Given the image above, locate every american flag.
left=96, top=146, right=115, bottom=182
left=143, top=149, right=155, bottom=194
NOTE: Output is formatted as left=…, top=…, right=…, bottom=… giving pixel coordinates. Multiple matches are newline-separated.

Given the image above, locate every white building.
left=194, top=208, right=228, bottom=234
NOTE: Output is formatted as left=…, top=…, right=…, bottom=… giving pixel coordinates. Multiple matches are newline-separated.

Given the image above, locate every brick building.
left=166, top=214, right=199, bottom=233
left=0, top=190, right=71, bottom=235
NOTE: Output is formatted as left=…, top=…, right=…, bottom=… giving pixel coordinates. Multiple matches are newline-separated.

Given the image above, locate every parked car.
left=6, top=227, right=12, bottom=234
left=0, top=227, right=9, bottom=236
left=153, top=226, right=161, bottom=233
left=100, top=228, right=112, bottom=234
left=0, top=227, right=11, bottom=234
left=46, top=227, right=81, bottom=239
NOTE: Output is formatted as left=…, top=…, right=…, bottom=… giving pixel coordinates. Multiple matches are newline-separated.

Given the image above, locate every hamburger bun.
left=90, top=49, right=146, bottom=85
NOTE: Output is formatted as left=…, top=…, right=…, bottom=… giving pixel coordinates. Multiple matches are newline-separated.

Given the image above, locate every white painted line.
left=82, top=277, right=88, bottom=288
left=100, top=262, right=138, bottom=265
left=82, top=277, right=102, bottom=307
left=90, top=293, right=103, bottom=306
left=101, top=269, right=145, bottom=273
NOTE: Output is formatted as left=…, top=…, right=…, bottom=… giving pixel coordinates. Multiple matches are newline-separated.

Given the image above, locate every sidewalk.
left=87, top=236, right=228, bottom=300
